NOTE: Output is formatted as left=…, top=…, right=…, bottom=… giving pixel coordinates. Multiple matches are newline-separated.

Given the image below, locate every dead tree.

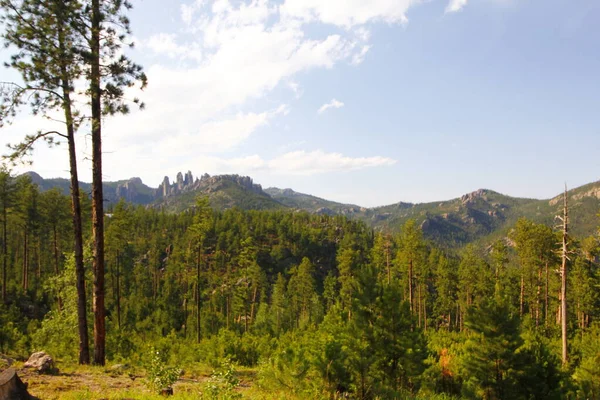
left=556, top=185, right=570, bottom=365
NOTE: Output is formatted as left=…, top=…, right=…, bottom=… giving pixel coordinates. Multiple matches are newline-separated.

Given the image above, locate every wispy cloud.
left=4, top=0, right=426, bottom=183
left=318, top=99, right=345, bottom=114
left=181, top=150, right=397, bottom=176
left=445, top=0, right=468, bottom=13
left=267, top=150, right=397, bottom=175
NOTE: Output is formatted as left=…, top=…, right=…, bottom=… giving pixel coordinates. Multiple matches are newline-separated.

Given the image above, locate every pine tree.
left=80, top=0, right=146, bottom=366
left=187, top=196, right=211, bottom=341
left=0, top=168, right=15, bottom=303
left=396, top=220, right=425, bottom=313
left=461, top=299, right=524, bottom=400
left=0, top=0, right=91, bottom=363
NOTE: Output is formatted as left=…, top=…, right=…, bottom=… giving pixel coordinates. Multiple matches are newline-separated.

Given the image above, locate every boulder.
left=108, top=364, right=129, bottom=375
left=23, top=352, right=57, bottom=375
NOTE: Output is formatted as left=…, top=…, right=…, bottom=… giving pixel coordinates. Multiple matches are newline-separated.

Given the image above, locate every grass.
left=12, top=361, right=277, bottom=399
left=15, top=362, right=209, bottom=399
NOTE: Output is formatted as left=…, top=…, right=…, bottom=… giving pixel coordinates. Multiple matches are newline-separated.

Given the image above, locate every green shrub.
left=144, top=347, right=181, bottom=394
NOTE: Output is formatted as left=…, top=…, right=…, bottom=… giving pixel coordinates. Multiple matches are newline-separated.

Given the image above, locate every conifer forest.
left=0, top=1, right=599, bottom=399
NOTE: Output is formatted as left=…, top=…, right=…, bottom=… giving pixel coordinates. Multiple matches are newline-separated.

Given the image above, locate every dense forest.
left=0, top=0, right=599, bottom=399
left=0, top=170, right=599, bottom=399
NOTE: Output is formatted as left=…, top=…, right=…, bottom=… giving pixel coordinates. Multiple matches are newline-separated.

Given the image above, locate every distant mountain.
left=266, top=184, right=600, bottom=246
left=23, top=171, right=283, bottom=213
left=155, top=172, right=283, bottom=212
left=264, top=187, right=365, bottom=216
left=24, top=171, right=155, bottom=205
left=24, top=171, right=600, bottom=247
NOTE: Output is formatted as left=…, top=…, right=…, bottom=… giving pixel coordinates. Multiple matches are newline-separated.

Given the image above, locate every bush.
left=202, top=358, right=242, bottom=400
left=143, top=346, right=181, bottom=394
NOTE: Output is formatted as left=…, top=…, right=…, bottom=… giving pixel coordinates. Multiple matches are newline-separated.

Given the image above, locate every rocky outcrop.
left=158, top=172, right=264, bottom=199
left=184, top=171, right=194, bottom=186
left=115, top=178, right=141, bottom=202
left=550, top=185, right=600, bottom=206
left=461, top=189, right=489, bottom=205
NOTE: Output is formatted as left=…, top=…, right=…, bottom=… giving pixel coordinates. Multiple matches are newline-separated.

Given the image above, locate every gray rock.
left=23, top=351, right=57, bottom=375
left=108, top=364, right=129, bottom=375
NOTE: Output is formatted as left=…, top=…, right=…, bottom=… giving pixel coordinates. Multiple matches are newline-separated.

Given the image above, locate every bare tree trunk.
left=36, top=239, right=41, bottom=280
left=196, top=246, right=201, bottom=343
left=423, top=287, right=428, bottom=332
left=250, top=285, right=258, bottom=323
left=183, top=298, right=188, bottom=338
left=1, top=197, right=6, bottom=303
left=22, top=229, right=28, bottom=292
left=91, top=0, right=106, bottom=366
left=417, top=282, right=422, bottom=327
left=560, top=186, right=569, bottom=365
left=536, top=268, right=542, bottom=327
left=385, top=235, right=391, bottom=285
left=520, top=274, right=525, bottom=317
left=116, top=252, right=121, bottom=330
left=544, top=261, right=549, bottom=327
left=53, top=226, right=59, bottom=276
left=408, top=259, right=413, bottom=312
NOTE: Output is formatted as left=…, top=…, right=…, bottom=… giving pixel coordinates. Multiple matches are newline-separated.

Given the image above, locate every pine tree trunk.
left=91, top=0, right=105, bottom=366
left=1, top=199, right=6, bottom=303
left=519, top=274, right=525, bottom=317
left=545, top=261, right=549, bottom=327
left=408, top=259, right=413, bottom=312
left=62, top=77, right=90, bottom=365
left=56, top=0, right=90, bottom=364
left=536, top=267, right=542, bottom=327
left=22, top=229, right=28, bottom=292
left=417, top=282, right=422, bottom=327
left=116, top=252, right=121, bottom=330
left=36, top=239, right=41, bottom=280
left=196, top=245, right=201, bottom=342
left=250, top=285, right=258, bottom=323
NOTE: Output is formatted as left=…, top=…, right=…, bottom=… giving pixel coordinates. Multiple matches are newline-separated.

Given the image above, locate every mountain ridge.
left=22, top=171, right=600, bottom=246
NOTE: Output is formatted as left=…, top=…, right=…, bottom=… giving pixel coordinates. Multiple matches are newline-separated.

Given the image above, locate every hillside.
left=264, top=187, right=365, bottom=215
left=24, top=171, right=284, bottom=213
left=156, top=173, right=284, bottom=212
left=24, top=171, right=600, bottom=246
left=266, top=183, right=600, bottom=246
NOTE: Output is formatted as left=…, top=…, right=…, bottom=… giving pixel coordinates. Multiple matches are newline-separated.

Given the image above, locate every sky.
left=1, top=0, right=599, bottom=207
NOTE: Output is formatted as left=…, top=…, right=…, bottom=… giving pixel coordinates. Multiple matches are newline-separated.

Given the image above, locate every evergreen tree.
left=461, top=299, right=523, bottom=400
left=396, top=219, right=425, bottom=313
left=0, top=0, right=91, bottom=363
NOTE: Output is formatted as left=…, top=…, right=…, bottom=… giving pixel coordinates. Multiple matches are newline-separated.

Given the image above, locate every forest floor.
left=14, top=363, right=260, bottom=399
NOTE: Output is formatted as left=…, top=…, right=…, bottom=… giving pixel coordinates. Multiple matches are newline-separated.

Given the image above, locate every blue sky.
left=1, top=0, right=599, bottom=207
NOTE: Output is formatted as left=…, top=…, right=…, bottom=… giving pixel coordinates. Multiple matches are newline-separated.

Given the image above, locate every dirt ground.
left=13, top=366, right=212, bottom=399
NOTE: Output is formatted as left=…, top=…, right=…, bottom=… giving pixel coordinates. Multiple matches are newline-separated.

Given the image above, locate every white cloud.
left=177, top=150, right=397, bottom=176
left=279, top=0, right=418, bottom=28
left=146, top=33, right=202, bottom=61
left=267, top=150, right=397, bottom=175
left=445, top=0, right=468, bottom=13
left=288, top=81, right=303, bottom=98
left=318, top=99, right=345, bottom=114
left=3, top=0, right=419, bottom=184
left=352, top=45, right=371, bottom=65
left=181, top=0, right=205, bottom=27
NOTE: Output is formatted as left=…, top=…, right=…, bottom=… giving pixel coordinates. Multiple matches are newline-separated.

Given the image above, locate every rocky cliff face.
left=157, top=172, right=264, bottom=199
